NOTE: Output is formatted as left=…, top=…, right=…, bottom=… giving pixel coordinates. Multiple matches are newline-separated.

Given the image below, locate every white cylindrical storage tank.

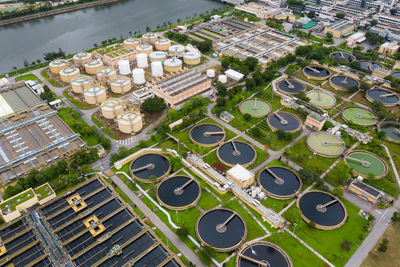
left=117, top=112, right=143, bottom=134
left=96, top=67, right=117, bottom=81
left=60, top=67, right=80, bottom=83
left=136, top=53, right=148, bottom=68
left=118, top=60, right=131, bottom=75
left=164, top=58, right=182, bottom=73
left=207, top=69, right=215, bottom=78
left=124, top=38, right=140, bottom=49
left=49, top=59, right=68, bottom=74
left=142, top=32, right=158, bottom=44
left=83, top=85, right=107, bottom=105
left=168, top=44, right=185, bottom=56
left=71, top=75, right=93, bottom=94
left=155, top=38, right=171, bottom=51
left=151, top=61, right=163, bottom=77
left=149, top=51, right=167, bottom=62
left=73, top=52, right=92, bottom=64
left=183, top=52, right=201, bottom=65
left=218, top=75, right=227, bottom=84
left=132, top=68, right=145, bottom=85
left=101, top=98, right=125, bottom=119
left=135, top=43, right=153, bottom=55
left=84, top=58, right=104, bottom=75
left=110, top=76, right=132, bottom=94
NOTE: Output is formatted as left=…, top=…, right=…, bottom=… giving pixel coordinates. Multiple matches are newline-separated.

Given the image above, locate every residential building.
left=377, top=14, right=400, bottom=27
left=378, top=41, right=400, bottom=56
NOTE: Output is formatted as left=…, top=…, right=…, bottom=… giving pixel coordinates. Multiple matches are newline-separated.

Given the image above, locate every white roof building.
left=226, top=164, right=255, bottom=188
left=225, top=69, right=244, bottom=81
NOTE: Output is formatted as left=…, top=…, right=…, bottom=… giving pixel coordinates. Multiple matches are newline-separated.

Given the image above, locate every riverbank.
left=0, top=0, right=119, bottom=26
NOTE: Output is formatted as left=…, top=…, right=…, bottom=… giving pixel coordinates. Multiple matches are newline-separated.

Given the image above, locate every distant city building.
left=305, top=113, right=327, bottom=131
left=235, top=2, right=295, bottom=22
left=377, top=14, right=400, bottom=27
left=323, top=20, right=354, bottom=38
left=347, top=32, right=366, bottom=47
left=378, top=41, right=400, bottom=56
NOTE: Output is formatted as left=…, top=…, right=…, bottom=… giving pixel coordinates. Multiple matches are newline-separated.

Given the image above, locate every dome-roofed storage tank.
left=117, top=112, right=143, bottom=134
left=183, top=51, right=201, bottom=65
left=168, top=44, right=185, bottom=56
left=142, top=32, right=158, bottom=44
left=155, top=38, right=171, bottom=51
left=218, top=75, right=227, bottom=84
left=149, top=51, right=167, bottom=62
left=132, top=68, right=145, bottom=84
left=164, top=58, right=182, bottom=73
left=123, top=38, right=140, bottom=49
left=49, top=59, right=68, bottom=74
left=73, top=52, right=92, bottom=64
left=118, top=60, right=131, bottom=75
left=96, top=66, right=117, bottom=81
left=207, top=69, right=215, bottom=78
left=84, top=58, right=104, bottom=75
left=70, top=75, right=93, bottom=94
left=59, top=67, right=80, bottom=83
left=101, top=98, right=125, bottom=119
left=110, top=75, right=131, bottom=94
left=83, top=85, right=107, bottom=105
left=151, top=61, right=163, bottom=77
left=136, top=53, right=148, bottom=68
left=135, top=43, right=153, bottom=55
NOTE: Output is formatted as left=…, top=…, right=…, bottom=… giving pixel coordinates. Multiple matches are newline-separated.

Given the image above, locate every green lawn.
left=34, top=183, right=54, bottom=201
left=40, top=69, right=64, bottom=87
left=62, top=90, right=88, bottom=110
left=0, top=189, right=35, bottom=211
left=325, top=160, right=351, bottom=186
left=15, top=73, right=41, bottom=82
left=283, top=198, right=370, bottom=266
left=197, top=189, right=220, bottom=210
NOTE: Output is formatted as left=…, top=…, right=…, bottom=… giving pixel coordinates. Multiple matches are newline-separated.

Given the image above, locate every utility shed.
left=225, top=69, right=244, bottom=81
left=226, top=164, right=254, bottom=188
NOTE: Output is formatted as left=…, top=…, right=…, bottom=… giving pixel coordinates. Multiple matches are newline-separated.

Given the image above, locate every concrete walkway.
left=109, top=174, right=205, bottom=267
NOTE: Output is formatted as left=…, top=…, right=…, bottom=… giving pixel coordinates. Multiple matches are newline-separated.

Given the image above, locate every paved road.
left=109, top=174, right=205, bottom=267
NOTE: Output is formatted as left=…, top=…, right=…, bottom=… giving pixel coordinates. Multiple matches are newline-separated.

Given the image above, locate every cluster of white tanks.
left=59, top=67, right=80, bottom=83
left=49, top=59, right=69, bottom=74
left=132, top=68, right=145, bottom=85
left=136, top=53, right=148, bottom=68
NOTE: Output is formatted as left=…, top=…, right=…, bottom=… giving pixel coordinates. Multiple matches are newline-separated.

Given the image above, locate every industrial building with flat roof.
left=147, top=70, right=212, bottom=109
left=0, top=84, right=84, bottom=183
left=93, top=44, right=137, bottom=68
left=323, top=20, right=354, bottom=38
left=39, top=176, right=183, bottom=267
left=0, top=216, right=54, bottom=267
left=215, top=25, right=308, bottom=66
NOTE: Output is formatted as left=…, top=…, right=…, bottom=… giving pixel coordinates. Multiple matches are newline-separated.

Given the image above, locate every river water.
left=0, top=0, right=223, bottom=74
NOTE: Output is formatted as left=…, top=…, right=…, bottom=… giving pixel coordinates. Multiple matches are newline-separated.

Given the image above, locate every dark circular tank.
left=189, top=123, right=225, bottom=146
left=359, top=61, right=381, bottom=72
left=392, top=71, right=400, bottom=78
left=298, top=191, right=347, bottom=230
left=367, top=88, right=399, bottom=106
left=196, top=208, right=246, bottom=252
left=303, top=66, right=331, bottom=78
left=277, top=79, right=305, bottom=94
left=157, top=176, right=201, bottom=210
left=267, top=112, right=302, bottom=132
left=217, top=141, right=256, bottom=167
left=130, top=153, right=171, bottom=182
left=331, top=52, right=355, bottom=63
left=258, top=167, right=301, bottom=199
left=237, top=241, right=292, bottom=267
left=330, top=75, right=359, bottom=90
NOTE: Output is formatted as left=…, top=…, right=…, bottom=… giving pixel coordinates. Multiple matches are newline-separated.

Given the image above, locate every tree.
left=391, top=211, right=400, bottom=222
left=176, top=225, right=189, bottom=239
left=250, top=127, right=264, bottom=138
left=197, top=40, right=212, bottom=53
left=340, top=240, right=352, bottom=251
left=243, top=113, right=251, bottom=121
left=216, top=97, right=226, bottom=106
left=142, top=97, right=165, bottom=113
left=216, top=82, right=227, bottom=96
left=390, top=8, right=397, bottom=16
left=245, top=78, right=256, bottom=91
left=326, top=32, right=333, bottom=39
left=370, top=19, right=378, bottom=27
left=308, top=11, right=315, bottom=19
left=336, top=13, right=345, bottom=19
left=332, top=187, right=344, bottom=197
left=378, top=239, right=389, bottom=252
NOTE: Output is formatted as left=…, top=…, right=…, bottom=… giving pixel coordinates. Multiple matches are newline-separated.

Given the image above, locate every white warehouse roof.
left=225, top=69, right=244, bottom=81
left=227, top=164, right=253, bottom=182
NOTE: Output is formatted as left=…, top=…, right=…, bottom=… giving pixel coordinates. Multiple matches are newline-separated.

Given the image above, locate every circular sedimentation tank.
left=366, top=88, right=399, bottom=107
left=341, top=107, right=377, bottom=126
left=392, top=71, right=400, bottom=78
left=149, top=51, right=167, bottom=62
left=73, top=52, right=92, bottom=64
left=379, top=121, right=400, bottom=143
left=297, top=191, right=347, bottom=230
left=329, top=75, right=359, bottom=91
left=129, top=153, right=171, bottom=183
left=70, top=75, right=93, bottom=94
left=330, top=52, right=355, bottom=63
left=100, top=98, right=125, bottom=119
left=302, top=65, right=331, bottom=80
left=164, top=58, right=183, bottom=72
left=110, top=75, right=131, bottom=94
left=155, top=38, right=171, bottom=51
left=96, top=67, right=117, bottom=81
left=84, top=58, right=104, bottom=75
left=344, top=151, right=388, bottom=179
left=217, top=141, right=256, bottom=167
left=83, top=85, right=107, bottom=105
left=359, top=61, right=382, bottom=72
left=239, top=98, right=272, bottom=117
left=49, top=59, right=68, bottom=74
left=258, top=166, right=301, bottom=199
left=277, top=79, right=305, bottom=94
left=136, top=43, right=153, bottom=55
left=266, top=112, right=302, bottom=132
left=306, top=90, right=336, bottom=109
left=156, top=175, right=201, bottom=210
left=237, top=241, right=293, bottom=267
left=196, top=208, right=246, bottom=252
left=189, top=123, right=226, bottom=147
left=59, top=67, right=80, bottom=83
left=117, top=112, right=143, bottom=134
left=124, top=38, right=140, bottom=49
left=307, top=132, right=345, bottom=157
